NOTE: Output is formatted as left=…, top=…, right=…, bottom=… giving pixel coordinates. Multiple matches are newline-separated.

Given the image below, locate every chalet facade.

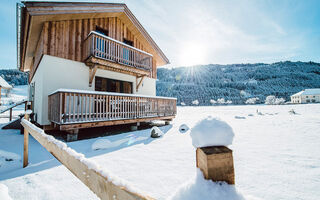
left=17, top=2, right=176, bottom=136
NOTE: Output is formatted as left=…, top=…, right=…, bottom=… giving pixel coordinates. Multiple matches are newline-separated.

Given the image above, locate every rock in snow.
left=179, top=124, right=190, bottom=133
left=190, top=116, right=234, bottom=148
left=150, top=126, right=163, bottom=138
left=0, top=184, right=12, bottom=200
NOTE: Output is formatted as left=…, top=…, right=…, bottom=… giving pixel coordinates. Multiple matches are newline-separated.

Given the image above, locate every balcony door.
left=95, top=76, right=132, bottom=94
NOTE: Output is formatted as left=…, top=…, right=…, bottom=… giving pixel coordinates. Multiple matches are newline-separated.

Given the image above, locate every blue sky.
left=0, top=0, right=320, bottom=69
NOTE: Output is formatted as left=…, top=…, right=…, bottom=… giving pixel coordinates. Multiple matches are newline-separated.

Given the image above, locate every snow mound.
left=190, top=116, right=234, bottom=148
left=0, top=184, right=12, bottom=200
left=179, top=124, right=189, bottom=133
left=192, top=100, right=199, bottom=105
left=150, top=126, right=164, bottom=138
left=169, top=169, right=257, bottom=200
left=235, top=116, right=246, bottom=119
left=92, top=139, right=121, bottom=150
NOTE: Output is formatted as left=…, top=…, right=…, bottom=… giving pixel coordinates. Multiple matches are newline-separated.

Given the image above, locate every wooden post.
left=24, top=101, right=27, bottom=111
left=9, top=108, right=12, bottom=121
left=196, top=146, right=235, bottom=184
left=23, top=113, right=30, bottom=168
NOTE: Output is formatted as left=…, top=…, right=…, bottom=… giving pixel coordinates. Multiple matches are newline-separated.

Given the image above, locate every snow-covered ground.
left=0, top=85, right=28, bottom=123
left=0, top=100, right=319, bottom=199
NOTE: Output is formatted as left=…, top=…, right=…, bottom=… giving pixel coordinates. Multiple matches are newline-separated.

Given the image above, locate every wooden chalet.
left=17, top=1, right=176, bottom=139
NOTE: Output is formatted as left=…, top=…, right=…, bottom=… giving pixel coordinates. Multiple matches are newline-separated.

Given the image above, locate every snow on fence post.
left=23, top=112, right=30, bottom=168
left=191, top=116, right=235, bottom=184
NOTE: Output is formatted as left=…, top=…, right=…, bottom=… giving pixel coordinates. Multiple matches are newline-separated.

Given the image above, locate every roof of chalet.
left=0, top=77, right=12, bottom=89
left=18, top=1, right=170, bottom=71
left=291, top=88, right=320, bottom=97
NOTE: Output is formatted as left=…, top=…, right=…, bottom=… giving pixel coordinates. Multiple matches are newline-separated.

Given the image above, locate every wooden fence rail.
left=21, top=115, right=154, bottom=200
left=0, top=99, right=28, bottom=121
left=48, top=90, right=177, bottom=125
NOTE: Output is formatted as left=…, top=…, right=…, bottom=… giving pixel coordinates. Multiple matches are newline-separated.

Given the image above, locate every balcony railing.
left=48, top=89, right=177, bottom=125
left=83, top=31, right=153, bottom=72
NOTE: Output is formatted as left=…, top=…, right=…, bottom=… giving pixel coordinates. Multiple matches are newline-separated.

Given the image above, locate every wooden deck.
left=48, top=89, right=176, bottom=130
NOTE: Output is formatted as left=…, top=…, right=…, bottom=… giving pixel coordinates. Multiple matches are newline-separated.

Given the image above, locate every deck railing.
left=83, top=31, right=153, bottom=71
left=48, top=89, right=176, bottom=125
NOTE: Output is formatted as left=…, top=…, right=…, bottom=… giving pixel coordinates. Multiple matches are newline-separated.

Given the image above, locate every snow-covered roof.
left=0, top=77, right=12, bottom=89
left=291, top=88, right=320, bottom=97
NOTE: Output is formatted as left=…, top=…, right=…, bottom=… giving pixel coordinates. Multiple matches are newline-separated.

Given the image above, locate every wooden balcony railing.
left=83, top=31, right=153, bottom=72
left=48, top=89, right=176, bottom=126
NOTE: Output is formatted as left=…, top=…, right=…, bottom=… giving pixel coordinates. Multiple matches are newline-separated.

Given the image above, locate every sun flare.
left=178, top=43, right=206, bottom=66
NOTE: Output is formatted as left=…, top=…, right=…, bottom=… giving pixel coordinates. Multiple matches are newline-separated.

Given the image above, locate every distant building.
left=291, top=89, right=320, bottom=104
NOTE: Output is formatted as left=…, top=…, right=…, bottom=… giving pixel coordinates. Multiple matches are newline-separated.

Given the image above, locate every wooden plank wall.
left=36, top=17, right=156, bottom=77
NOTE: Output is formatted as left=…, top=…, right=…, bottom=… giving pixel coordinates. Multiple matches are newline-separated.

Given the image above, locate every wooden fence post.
left=24, top=101, right=28, bottom=111
left=23, top=113, right=30, bottom=168
left=196, top=146, right=235, bottom=184
left=9, top=108, right=12, bottom=121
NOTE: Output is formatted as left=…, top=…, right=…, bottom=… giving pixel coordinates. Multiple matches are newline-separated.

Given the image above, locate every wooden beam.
left=89, top=65, right=98, bottom=87
left=85, top=57, right=150, bottom=77
left=21, top=119, right=153, bottom=200
left=59, top=116, right=175, bottom=131
left=136, top=75, right=145, bottom=92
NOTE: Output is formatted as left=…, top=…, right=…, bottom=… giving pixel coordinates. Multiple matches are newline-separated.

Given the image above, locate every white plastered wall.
left=31, top=55, right=156, bottom=126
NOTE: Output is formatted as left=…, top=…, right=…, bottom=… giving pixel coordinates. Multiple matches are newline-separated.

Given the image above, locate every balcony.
left=48, top=89, right=177, bottom=130
left=83, top=31, right=153, bottom=77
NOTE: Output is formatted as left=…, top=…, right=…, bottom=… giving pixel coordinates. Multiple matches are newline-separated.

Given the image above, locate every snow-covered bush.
left=192, top=100, right=199, bottom=105
left=190, top=116, right=234, bottom=147
left=180, top=102, right=186, bottom=106
left=216, top=98, right=232, bottom=105
left=240, top=90, right=250, bottom=98
left=245, top=97, right=259, bottom=104
left=217, top=98, right=225, bottom=104
left=209, top=99, right=217, bottom=104
left=274, top=98, right=285, bottom=105
left=265, top=95, right=285, bottom=105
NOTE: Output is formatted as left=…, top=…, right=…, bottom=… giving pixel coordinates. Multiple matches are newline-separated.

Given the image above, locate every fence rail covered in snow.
left=48, top=90, right=176, bottom=129
left=21, top=116, right=154, bottom=200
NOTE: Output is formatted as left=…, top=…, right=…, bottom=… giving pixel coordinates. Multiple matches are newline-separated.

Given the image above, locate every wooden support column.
left=89, top=65, right=98, bottom=87
left=196, top=146, right=235, bottom=184
left=9, top=108, right=12, bottom=121
left=23, top=113, right=30, bottom=168
left=136, top=75, right=145, bottom=92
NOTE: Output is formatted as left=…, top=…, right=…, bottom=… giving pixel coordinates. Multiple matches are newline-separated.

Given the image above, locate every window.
left=95, top=77, right=132, bottom=94
left=123, top=38, right=133, bottom=46
left=95, top=26, right=108, bottom=36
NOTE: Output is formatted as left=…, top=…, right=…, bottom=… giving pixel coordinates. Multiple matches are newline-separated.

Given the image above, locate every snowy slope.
left=0, top=104, right=319, bottom=199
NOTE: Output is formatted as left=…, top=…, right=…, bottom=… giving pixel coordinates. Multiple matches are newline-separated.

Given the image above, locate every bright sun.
left=178, top=42, right=206, bottom=66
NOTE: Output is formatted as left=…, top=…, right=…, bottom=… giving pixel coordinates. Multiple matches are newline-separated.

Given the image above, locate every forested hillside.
left=157, top=61, right=320, bottom=105
left=0, top=69, right=28, bottom=86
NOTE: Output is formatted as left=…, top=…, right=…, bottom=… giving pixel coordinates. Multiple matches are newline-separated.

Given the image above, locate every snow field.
left=0, top=103, right=319, bottom=199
